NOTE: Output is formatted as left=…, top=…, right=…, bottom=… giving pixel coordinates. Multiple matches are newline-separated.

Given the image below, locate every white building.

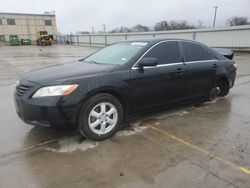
left=0, top=11, right=57, bottom=43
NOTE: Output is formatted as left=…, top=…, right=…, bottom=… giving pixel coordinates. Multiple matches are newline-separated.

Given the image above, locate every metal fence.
left=57, top=25, right=250, bottom=49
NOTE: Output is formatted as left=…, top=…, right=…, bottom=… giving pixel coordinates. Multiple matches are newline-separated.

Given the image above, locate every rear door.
left=130, top=41, right=186, bottom=112
left=181, top=41, right=218, bottom=99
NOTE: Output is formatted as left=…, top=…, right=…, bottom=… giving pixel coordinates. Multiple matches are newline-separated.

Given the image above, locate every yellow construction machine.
left=36, top=31, right=53, bottom=46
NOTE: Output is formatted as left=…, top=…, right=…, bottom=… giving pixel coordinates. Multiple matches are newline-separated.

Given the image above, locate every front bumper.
left=15, top=98, right=66, bottom=128
left=14, top=79, right=82, bottom=129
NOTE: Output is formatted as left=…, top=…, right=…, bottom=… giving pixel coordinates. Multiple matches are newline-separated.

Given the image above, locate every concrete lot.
left=0, top=45, right=250, bottom=188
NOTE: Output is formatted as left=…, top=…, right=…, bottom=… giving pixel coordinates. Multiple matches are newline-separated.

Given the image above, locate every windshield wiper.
left=89, top=60, right=99, bottom=64
left=82, top=60, right=99, bottom=64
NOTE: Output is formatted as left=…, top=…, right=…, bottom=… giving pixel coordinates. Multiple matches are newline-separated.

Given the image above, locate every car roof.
left=120, top=38, right=200, bottom=45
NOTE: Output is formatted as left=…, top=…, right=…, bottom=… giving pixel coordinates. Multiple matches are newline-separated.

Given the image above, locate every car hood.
left=22, top=61, right=117, bottom=85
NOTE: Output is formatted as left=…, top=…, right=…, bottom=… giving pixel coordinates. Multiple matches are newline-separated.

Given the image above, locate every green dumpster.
left=20, top=39, right=31, bottom=45
left=9, top=35, right=20, bottom=46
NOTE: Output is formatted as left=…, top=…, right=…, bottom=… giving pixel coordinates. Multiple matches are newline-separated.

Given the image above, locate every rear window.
left=182, top=42, right=215, bottom=62
left=144, top=41, right=181, bottom=65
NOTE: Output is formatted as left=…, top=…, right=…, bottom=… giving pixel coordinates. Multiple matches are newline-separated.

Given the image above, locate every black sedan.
left=14, top=39, right=237, bottom=140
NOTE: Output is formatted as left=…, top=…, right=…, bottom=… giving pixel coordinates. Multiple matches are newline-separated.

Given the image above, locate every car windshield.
left=84, top=42, right=147, bottom=65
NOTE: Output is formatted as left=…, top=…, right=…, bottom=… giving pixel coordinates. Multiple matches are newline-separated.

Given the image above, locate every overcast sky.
left=0, top=0, right=249, bottom=33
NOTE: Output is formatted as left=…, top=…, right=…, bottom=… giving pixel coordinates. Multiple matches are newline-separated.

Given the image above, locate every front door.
left=129, top=41, right=186, bottom=113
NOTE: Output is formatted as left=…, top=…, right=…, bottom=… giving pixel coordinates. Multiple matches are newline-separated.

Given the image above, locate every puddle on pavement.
left=46, top=136, right=97, bottom=153
left=117, top=121, right=148, bottom=136
left=149, top=109, right=191, bottom=121
left=46, top=121, right=148, bottom=153
left=149, top=97, right=228, bottom=121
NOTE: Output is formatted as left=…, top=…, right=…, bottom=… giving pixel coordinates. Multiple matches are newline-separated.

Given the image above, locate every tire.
left=217, top=79, right=230, bottom=97
left=207, top=79, right=229, bottom=101
left=208, top=84, right=219, bottom=101
left=79, top=93, right=124, bottom=141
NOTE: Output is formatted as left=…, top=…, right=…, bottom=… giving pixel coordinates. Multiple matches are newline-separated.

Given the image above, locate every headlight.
left=32, top=84, right=78, bottom=98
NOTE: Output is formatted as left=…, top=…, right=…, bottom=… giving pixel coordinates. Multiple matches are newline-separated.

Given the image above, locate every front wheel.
left=79, top=93, right=124, bottom=141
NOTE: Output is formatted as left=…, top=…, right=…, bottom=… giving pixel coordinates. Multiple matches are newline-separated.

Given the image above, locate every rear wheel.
left=79, top=93, right=123, bottom=141
left=217, top=79, right=230, bottom=97
left=208, top=79, right=229, bottom=101
left=208, top=84, right=220, bottom=101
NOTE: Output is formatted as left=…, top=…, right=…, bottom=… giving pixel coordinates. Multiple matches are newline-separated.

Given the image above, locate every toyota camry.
left=14, top=39, right=237, bottom=140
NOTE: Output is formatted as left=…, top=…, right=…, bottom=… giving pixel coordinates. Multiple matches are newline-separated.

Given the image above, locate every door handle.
left=176, top=68, right=183, bottom=74
left=213, top=63, right=218, bottom=69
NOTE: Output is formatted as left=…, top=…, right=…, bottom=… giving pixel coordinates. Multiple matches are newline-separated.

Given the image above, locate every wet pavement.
left=0, top=45, right=250, bottom=188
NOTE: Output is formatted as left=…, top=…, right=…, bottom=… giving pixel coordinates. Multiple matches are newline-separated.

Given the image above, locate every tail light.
left=232, top=63, right=237, bottom=70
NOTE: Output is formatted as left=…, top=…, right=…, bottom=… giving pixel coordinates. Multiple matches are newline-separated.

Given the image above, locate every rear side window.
left=144, top=41, right=180, bottom=65
left=182, top=42, right=215, bottom=62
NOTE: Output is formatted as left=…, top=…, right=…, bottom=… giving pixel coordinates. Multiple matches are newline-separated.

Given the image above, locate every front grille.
left=16, top=84, right=33, bottom=97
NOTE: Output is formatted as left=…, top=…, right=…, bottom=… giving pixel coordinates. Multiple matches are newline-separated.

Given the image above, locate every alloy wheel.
left=88, top=102, right=118, bottom=135
left=209, top=86, right=220, bottom=101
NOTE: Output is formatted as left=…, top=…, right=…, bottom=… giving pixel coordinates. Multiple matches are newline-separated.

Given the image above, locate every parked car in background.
left=14, top=39, right=237, bottom=140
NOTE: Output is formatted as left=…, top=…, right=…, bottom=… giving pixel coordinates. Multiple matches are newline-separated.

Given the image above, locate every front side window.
left=45, top=20, right=52, bottom=26
left=7, top=18, right=15, bottom=25
left=84, top=42, right=146, bottom=65
left=144, top=41, right=181, bottom=65
left=182, top=42, right=215, bottom=62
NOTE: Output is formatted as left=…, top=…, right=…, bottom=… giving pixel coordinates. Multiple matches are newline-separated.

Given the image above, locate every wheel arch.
left=206, top=75, right=230, bottom=97
left=207, top=75, right=230, bottom=99
left=209, top=75, right=229, bottom=89
left=78, top=87, right=127, bottom=122
left=93, top=89, right=126, bottom=113
left=216, top=76, right=230, bottom=88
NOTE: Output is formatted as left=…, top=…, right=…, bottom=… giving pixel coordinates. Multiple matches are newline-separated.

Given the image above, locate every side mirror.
left=138, top=58, right=157, bottom=68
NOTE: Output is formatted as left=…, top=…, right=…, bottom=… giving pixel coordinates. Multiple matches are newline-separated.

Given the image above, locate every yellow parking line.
left=147, top=124, right=250, bottom=175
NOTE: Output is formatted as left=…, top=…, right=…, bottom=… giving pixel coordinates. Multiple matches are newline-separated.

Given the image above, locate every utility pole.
left=213, top=6, right=218, bottom=28
left=103, top=24, right=106, bottom=33
left=92, top=26, right=95, bottom=34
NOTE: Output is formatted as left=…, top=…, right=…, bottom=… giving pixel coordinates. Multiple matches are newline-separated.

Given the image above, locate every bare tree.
left=227, top=16, right=249, bottom=26
left=110, top=20, right=198, bottom=33
left=132, top=24, right=150, bottom=32
left=154, top=20, right=196, bottom=31
left=154, top=21, right=170, bottom=31
left=110, top=26, right=132, bottom=33
left=170, top=20, right=196, bottom=30
left=196, top=20, right=204, bottom=28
